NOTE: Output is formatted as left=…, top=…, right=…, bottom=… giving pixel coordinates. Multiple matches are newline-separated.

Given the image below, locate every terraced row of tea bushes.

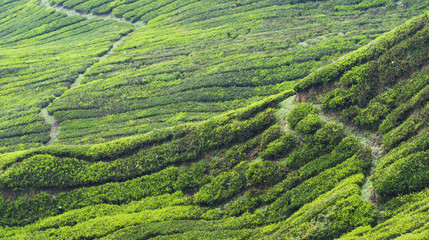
left=321, top=25, right=429, bottom=111
left=258, top=174, right=377, bottom=240
left=45, top=0, right=429, bottom=145
left=294, top=12, right=428, bottom=150
left=292, top=11, right=428, bottom=236
left=1, top=175, right=378, bottom=239
left=372, top=131, right=429, bottom=200
left=0, top=0, right=134, bottom=152
left=339, top=195, right=429, bottom=240
left=382, top=188, right=429, bottom=219
left=0, top=124, right=186, bottom=171
left=294, top=11, right=429, bottom=92
left=0, top=166, right=182, bottom=226
left=0, top=104, right=278, bottom=190
left=219, top=104, right=365, bottom=218
left=0, top=191, right=194, bottom=238
left=0, top=91, right=293, bottom=225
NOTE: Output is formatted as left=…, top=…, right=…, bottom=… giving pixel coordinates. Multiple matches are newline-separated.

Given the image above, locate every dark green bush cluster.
left=381, top=105, right=428, bottom=151
left=194, top=170, right=246, bottom=206
left=295, top=113, right=322, bottom=134
left=287, top=102, right=317, bottom=128
left=259, top=134, right=295, bottom=160
left=372, top=132, right=429, bottom=200
left=266, top=149, right=372, bottom=222
left=258, top=125, right=282, bottom=150
left=379, top=84, right=428, bottom=135
left=246, top=161, right=286, bottom=187
left=287, top=122, right=345, bottom=169
left=383, top=188, right=429, bottom=218
left=224, top=136, right=362, bottom=217
left=295, top=12, right=429, bottom=92
left=339, top=196, right=429, bottom=240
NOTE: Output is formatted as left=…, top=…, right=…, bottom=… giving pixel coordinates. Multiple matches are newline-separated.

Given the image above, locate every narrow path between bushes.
left=314, top=104, right=386, bottom=221
left=40, top=0, right=144, bottom=26
left=39, top=0, right=144, bottom=145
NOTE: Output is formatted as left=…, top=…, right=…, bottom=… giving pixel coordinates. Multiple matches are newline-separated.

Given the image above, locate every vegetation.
left=1, top=0, right=428, bottom=239
left=37, top=0, right=429, bottom=145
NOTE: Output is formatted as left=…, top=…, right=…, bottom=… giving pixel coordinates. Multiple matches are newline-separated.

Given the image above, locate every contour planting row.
left=0, top=0, right=134, bottom=152
left=45, top=0, right=429, bottom=145
left=0, top=99, right=375, bottom=240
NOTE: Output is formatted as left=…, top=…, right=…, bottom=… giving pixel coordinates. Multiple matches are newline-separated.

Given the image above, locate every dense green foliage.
left=32, top=0, right=429, bottom=145
left=0, top=0, right=134, bottom=152
left=287, top=102, right=317, bottom=128
left=1, top=0, right=428, bottom=239
left=292, top=8, right=429, bottom=240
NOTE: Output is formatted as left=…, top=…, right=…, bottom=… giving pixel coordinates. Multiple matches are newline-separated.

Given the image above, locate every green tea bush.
left=194, top=170, right=246, bottom=206
left=258, top=124, right=281, bottom=150
left=383, top=188, right=429, bottom=218
left=295, top=113, right=322, bottom=134
left=257, top=174, right=376, bottom=239
left=382, top=105, right=428, bottom=151
left=174, top=161, right=210, bottom=192
left=379, top=85, right=429, bottom=134
left=259, top=134, right=295, bottom=160
left=266, top=149, right=371, bottom=222
left=246, top=161, right=286, bottom=187
left=372, top=150, right=428, bottom=199
left=287, top=122, right=345, bottom=169
left=338, top=197, right=429, bottom=240
left=287, top=102, right=316, bottom=128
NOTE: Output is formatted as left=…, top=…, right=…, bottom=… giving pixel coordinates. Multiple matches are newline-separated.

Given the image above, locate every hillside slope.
left=1, top=0, right=428, bottom=152
left=0, top=8, right=428, bottom=238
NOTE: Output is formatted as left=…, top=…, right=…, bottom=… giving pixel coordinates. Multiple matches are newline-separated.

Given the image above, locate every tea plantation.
left=0, top=0, right=428, bottom=239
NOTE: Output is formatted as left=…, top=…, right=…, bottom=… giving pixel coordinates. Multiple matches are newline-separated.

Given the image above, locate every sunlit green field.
left=0, top=0, right=428, bottom=239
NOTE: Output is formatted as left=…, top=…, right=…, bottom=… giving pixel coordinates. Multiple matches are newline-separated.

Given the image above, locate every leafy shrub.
left=372, top=150, right=429, bottom=200
left=383, top=188, right=429, bottom=218
left=379, top=85, right=428, bottom=134
left=382, top=105, right=428, bottom=151
left=258, top=124, right=281, bottom=150
left=174, top=161, right=210, bottom=192
left=287, top=102, right=316, bottom=128
left=295, top=113, right=322, bottom=134
left=287, top=122, right=345, bottom=169
left=266, top=149, right=372, bottom=222
left=246, top=161, right=286, bottom=187
left=194, top=170, right=246, bottom=206
left=257, top=174, right=376, bottom=239
left=259, top=134, right=295, bottom=160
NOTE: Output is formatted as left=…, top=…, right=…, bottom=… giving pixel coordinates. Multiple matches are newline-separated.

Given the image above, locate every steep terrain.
left=1, top=0, right=428, bottom=151
left=0, top=0, right=428, bottom=239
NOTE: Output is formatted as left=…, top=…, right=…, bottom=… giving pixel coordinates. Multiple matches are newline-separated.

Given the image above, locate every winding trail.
left=314, top=104, right=386, bottom=221
left=40, top=0, right=144, bottom=26
left=39, top=0, right=144, bottom=145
